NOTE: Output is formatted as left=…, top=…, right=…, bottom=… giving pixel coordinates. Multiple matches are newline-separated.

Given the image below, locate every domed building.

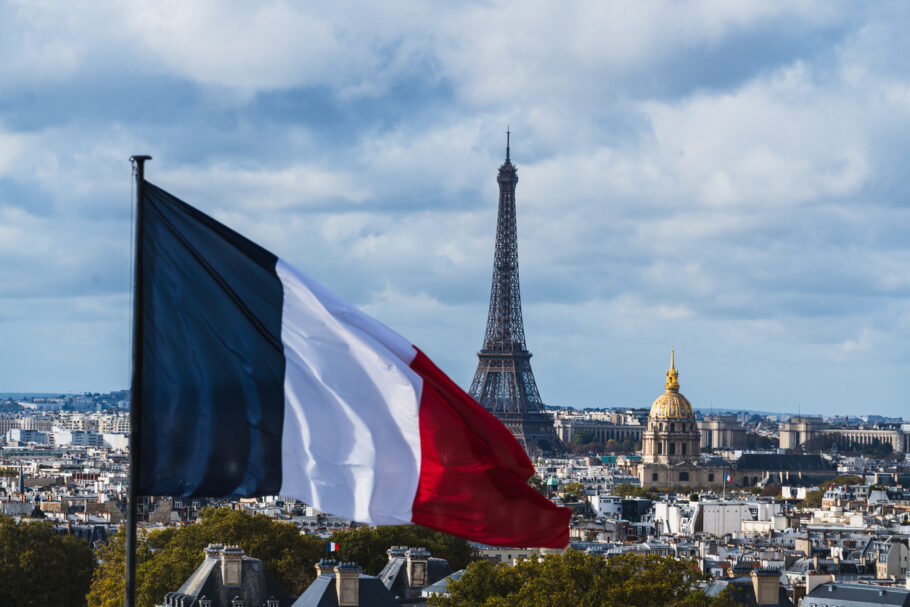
left=636, top=352, right=725, bottom=488
left=641, top=351, right=701, bottom=466
left=631, top=352, right=835, bottom=490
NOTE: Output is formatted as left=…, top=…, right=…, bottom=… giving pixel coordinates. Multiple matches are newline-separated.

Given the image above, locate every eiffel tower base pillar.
left=492, top=411, right=562, bottom=454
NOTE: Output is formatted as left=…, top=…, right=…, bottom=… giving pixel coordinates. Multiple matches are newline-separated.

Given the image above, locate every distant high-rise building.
left=468, top=133, right=561, bottom=453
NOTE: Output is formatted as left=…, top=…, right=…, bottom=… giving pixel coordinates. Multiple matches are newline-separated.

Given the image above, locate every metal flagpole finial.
left=130, top=156, right=152, bottom=182
left=130, top=155, right=152, bottom=177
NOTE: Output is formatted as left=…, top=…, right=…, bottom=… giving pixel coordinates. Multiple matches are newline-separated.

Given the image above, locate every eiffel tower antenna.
left=506, top=127, right=510, bottom=162
left=469, top=133, right=561, bottom=453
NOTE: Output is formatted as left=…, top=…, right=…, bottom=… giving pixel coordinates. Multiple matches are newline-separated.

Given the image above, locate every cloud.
left=643, top=62, right=871, bottom=208
left=1, top=2, right=910, bottom=416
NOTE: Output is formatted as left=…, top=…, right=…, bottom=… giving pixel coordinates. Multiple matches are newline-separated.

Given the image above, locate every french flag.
left=135, top=182, right=570, bottom=548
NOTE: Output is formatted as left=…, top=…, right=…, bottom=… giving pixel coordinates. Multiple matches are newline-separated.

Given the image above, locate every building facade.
left=637, top=353, right=725, bottom=488
left=699, top=415, right=747, bottom=451
left=779, top=417, right=909, bottom=454
left=553, top=417, right=644, bottom=445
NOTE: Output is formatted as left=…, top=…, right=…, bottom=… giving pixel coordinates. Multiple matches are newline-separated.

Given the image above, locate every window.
left=657, top=443, right=663, bottom=455
left=708, top=473, right=715, bottom=482
left=682, top=443, right=687, bottom=455
left=652, top=473, right=658, bottom=481
left=669, top=443, right=676, bottom=455
left=679, top=472, right=689, bottom=481
left=670, top=423, right=675, bottom=432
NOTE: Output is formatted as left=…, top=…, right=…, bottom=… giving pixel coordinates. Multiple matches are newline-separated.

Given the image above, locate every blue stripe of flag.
left=139, top=182, right=286, bottom=497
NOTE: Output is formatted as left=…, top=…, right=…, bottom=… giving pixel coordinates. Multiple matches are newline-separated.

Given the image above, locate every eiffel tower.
left=468, top=132, right=561, bottom=453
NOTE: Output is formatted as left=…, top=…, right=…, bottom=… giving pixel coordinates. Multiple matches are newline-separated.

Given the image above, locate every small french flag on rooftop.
left=134, top=182, right=570, bottom=548
left=326, top=542, right=339, bottom=553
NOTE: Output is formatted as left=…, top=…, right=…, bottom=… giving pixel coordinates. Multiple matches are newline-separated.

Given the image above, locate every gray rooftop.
left=291, top=574, right=399, bottom=607
left=170, top=554, right=291, bottom=607
left=736, top=453, right=834, bottom=472
left=805, top=582, right=910, bottom=606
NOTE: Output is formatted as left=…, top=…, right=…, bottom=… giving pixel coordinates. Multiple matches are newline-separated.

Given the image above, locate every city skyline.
left=2, top=3, right=910, bottom=416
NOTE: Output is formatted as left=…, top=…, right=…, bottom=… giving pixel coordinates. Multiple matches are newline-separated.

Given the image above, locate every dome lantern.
left=648, top=350, right=695, bottom=421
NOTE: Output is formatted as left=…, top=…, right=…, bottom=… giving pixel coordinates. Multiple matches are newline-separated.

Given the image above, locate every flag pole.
left=126, top=155, right=151, bottom=607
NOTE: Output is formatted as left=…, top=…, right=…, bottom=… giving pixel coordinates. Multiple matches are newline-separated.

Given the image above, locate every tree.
left=613, top=483, right=657, bottom=500
left=88, top=508, right=478, bottom=607
left=87, top=507, right=326, bottom=607
left=799, top=475, right=864, bottom=509
left=828, top=474, right=864, bottom=486
left=328, top=525, right=476, bottom=576
left=562, top=482, right=587, bottom=502
left=0, top=515, right=95, bottom=607
left=430, top=550, right=730, bottom=607
left=528, top=474, right=546, bottom=495
left=745, top=432, right=775, bottom=449
left=762, top=483, right=781, bottom=497
left=802, top=488, right=824, bottom=508
left=572, top=430, right=596, bottom=445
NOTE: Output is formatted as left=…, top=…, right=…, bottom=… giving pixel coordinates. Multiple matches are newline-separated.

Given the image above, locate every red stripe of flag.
left=409, top=348, right=571, bottom=548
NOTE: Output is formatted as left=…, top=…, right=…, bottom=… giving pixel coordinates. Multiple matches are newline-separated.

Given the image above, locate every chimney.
left=387, top=545, right=407, bottom=562
left=315, top=558, right=338, bottom=577
left=204, top=543, right=223, bottom=560
left=334, top=562, right=361, bottom=607
left=221, top=545, right=244, bottom=587
left=750, top=568, right=780, bottom=605
left=812, top=554, right=819, bottom=571
left=406, top=547, right=431, bottom=589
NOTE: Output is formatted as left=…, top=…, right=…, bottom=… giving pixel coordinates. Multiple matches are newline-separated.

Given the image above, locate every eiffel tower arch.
left=468, top=133, right=562, bottom=454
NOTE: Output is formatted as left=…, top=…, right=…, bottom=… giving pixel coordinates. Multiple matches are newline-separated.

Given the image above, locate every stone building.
left=295, top=546, right=453, bottom=606
left=634, top=354, right=835, bottom=489
left=552, top=417, right=644, bottom=445
left=161, top=544, right=292, bottom=607
left=637, top=353, right=723, bottom=488
left=294, top=560, right=398, bottom=607
left=699, top=415, right=747, bottom=450
left=779, top=416, right=909, bottom=454
left=641, top=351, right=700, bottom=465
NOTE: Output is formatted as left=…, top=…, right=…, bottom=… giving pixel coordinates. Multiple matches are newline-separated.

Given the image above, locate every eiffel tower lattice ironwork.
left=468, top=132, right=561, bottom=453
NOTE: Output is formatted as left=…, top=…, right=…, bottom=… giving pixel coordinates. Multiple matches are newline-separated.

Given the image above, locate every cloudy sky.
left=2, top=1, right=910, bottom=417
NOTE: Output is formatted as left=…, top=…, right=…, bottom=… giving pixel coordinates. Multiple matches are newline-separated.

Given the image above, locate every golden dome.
left=648, top=350, right=695, bottom=420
